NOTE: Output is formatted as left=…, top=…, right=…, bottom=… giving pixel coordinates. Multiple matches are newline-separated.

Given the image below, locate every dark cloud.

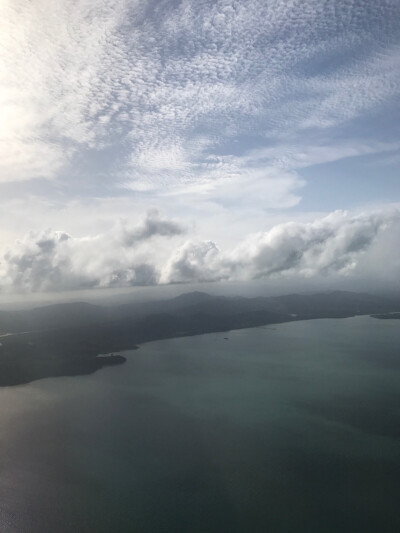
left=106, top=264, right=158, bottom=287
left=122, top=210, right=185, bottom=246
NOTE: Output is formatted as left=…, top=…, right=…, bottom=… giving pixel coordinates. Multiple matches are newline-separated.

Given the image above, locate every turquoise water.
left=0, top=316, right=399, bottom=532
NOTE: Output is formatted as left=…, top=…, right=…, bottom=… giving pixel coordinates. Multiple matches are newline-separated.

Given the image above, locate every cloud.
left=1, top=210, right=398, bottom=293
left=242, top=140, right=400, bottom=172
left=1, top=2, right=399, bottom=292
left=223, top=210, right=396, bottom=280
left=160, top=240, right=224, bottom=284
left=1, top=0, right=399, bottom=192
left=160, top=210, right=397, bottom=284
left=0, top=211, right=184, bottom=292
left=119, top=210, right=185, bottom=246
left=0, top=0, right=129, bottom=181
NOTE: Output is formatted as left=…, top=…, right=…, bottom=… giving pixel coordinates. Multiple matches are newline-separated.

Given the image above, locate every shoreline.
left=0, top=308, right=398, bottom=387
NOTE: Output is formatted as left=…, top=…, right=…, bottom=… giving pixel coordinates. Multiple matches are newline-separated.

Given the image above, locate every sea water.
left=0, top=316, right=399, bottom=532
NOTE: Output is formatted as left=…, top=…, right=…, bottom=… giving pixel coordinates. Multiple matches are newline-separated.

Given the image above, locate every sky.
left=0, top=0, right=399, bottom=295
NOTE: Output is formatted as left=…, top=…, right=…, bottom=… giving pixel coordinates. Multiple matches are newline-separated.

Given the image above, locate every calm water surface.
left=0, top=316, right=399, bottom=532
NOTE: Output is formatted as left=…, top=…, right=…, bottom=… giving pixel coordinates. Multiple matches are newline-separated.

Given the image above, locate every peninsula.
left=0, top=290, right=399, bottom=386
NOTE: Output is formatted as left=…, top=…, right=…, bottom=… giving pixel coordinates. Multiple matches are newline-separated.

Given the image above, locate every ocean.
left=0, top=316, right=399, bottom=532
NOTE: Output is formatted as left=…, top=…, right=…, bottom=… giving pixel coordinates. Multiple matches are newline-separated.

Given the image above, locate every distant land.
left=371, top=312, right=400, bottom=319
left=0, top=290, right=399, bottom=386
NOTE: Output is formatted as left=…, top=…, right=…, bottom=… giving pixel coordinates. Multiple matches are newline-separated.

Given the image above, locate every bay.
left=0, top=316, right=399, bottom=532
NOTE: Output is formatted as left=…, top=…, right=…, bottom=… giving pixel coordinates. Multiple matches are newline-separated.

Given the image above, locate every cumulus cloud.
left=223, top=211, right=395, bottom=280
left=160, top=211, right=398, bottom=284
left=0, top=212, right=184, bottom=292
left=0, top=210, right=398, bottom=293
left=160, top=240, right=224, bottom=284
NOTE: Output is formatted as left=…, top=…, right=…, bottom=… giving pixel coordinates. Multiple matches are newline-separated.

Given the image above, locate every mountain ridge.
left=0, top=289, right=399, bottom=386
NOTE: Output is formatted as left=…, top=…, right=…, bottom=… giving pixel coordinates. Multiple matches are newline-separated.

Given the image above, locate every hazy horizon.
left=1, top=275, right=400, bottom=311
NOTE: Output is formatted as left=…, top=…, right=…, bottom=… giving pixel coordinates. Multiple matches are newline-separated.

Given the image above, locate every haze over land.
left=0, top=289, right=399, bottom=386
left=0, top=0, right=399, bottom=298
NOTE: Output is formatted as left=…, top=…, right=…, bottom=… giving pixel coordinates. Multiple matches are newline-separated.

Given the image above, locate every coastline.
left=1, top=299, right=398, bottom=387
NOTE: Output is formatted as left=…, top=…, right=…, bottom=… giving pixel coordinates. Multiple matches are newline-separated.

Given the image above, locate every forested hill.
left=0, top=290, right=399, bottom=386
left=1, top=290, right=398, bottom=334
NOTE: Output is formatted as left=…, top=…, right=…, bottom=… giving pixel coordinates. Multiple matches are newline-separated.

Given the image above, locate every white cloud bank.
left=0, top=210, right=398, bottom=293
